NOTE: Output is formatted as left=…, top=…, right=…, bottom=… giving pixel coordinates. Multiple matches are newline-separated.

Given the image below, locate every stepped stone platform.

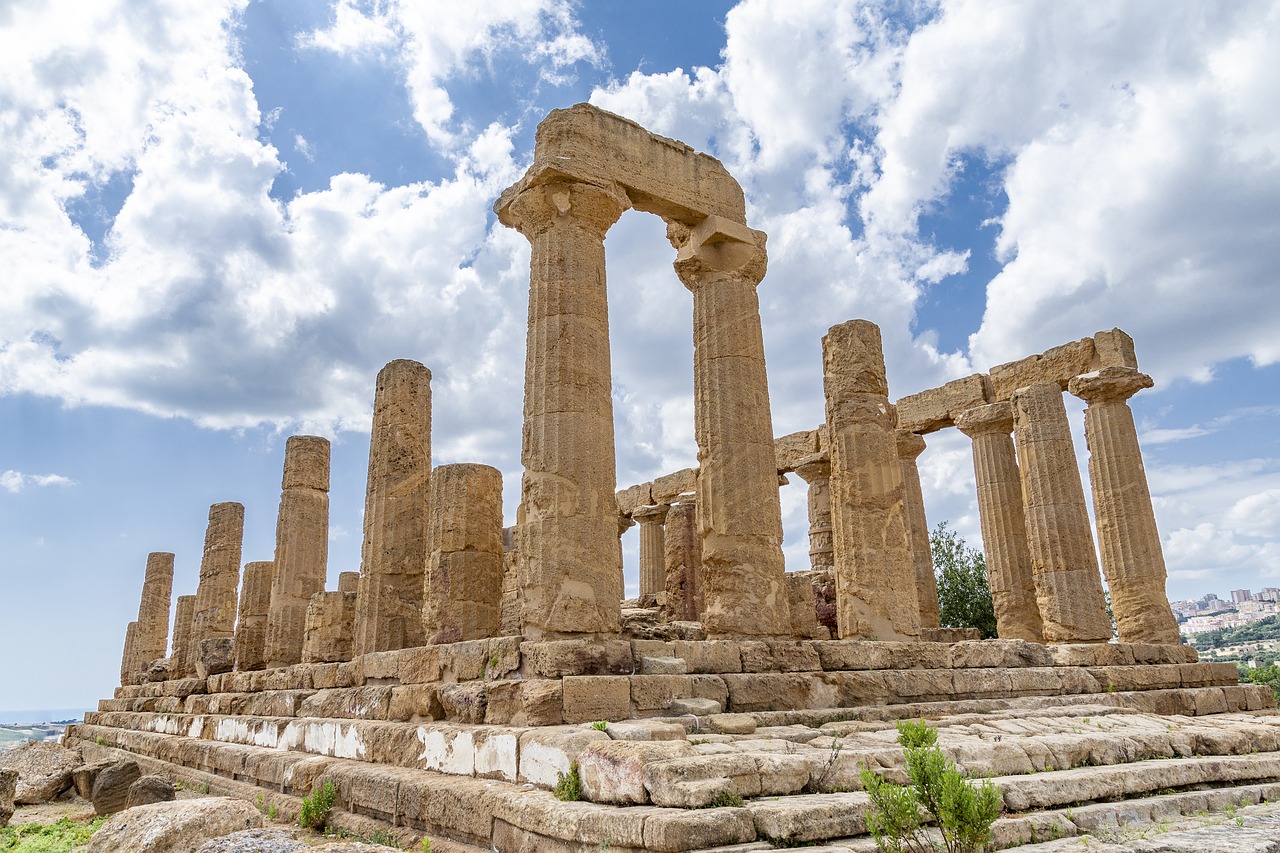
left=66, top=636, right=1280, bottom=851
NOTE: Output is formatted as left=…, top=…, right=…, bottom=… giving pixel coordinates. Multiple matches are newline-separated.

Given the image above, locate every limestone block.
left=642, top=806, right=756, bottom=853
left=1093, top=328, right=1138, bottom=369
left=615, top=482, right=653, bottom=516
left=190, top=502, right=245, bottom=657
left=603, top=720, right=688, bottom=741
left=989, top=336, right=1096, bottom=400
left=785, top=573, right=830, bottom=639
left=298, top=687, right=392, bottom=720
left=233, top=561, right=272, bottom=672
left=422, top=463, right=504, bottom=644
left=388, top=684, right=442, bottom=723
left=639, top=656, right=687, bottom=675
left=895, top=374, right=992, bottom=434
left=438, top=682, right=488, bottom=724
left=643, top=753, right=761, bottom=806
left=0, top=768, right=13, bottom=830
left=132, top=552, right=174, bottom=685
left=738, top=640, right=822, bottom=672
left=669, top=697, right=722, bottom=716
left=396, top=645, right=442, bottom=684
left=87, top=797, right=263, bottom=853
left=91, top=759, right=141, bottom=816
left=301, top=590, right=356, bottom=664
left=578, top=740, right=697, bottom=804
left=749, top=791, right=870, bottom=843
left=481, top=680, right=523, bottom=725
left=562, top=675, right=631, bottom=723
left=820, top=670, right=889, bottom=706
left=521, top=680, right=564, bottom=727
left=723, top=673, right=834, bottom=712
left=774, top=430, right=820, bottom=472
left=516, top=726, right=610, bottom=787
left=522, top=639, right=633, bottom=677
left=630, top=675, right=694, bottom=712
left=0, top=742, right=80, bottom=804
left=651, top=468, right=697, bottom=504
left=195, top=638, right=235, bottom=679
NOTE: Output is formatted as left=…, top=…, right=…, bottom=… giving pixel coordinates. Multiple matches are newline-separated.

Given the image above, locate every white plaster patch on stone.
left=252, top=720, right=280, bottom=748
left=415, top=726, right=475, bottom=776
left=519, top=739, right=572, bottom=788
left=187, top=716, right=205, bottom=738
left=298, top=720, right=364, bottom=760
left=281, top=720, right=304, bottom=752
left=474, top=731, right=518, bottom=782
left=417, top=727, right=447, bottom=772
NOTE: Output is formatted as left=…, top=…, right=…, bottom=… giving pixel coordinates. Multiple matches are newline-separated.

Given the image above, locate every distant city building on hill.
left=1232, top=589, right=1254, bottom=603
left=1259, top=587, right=1280, bottom=602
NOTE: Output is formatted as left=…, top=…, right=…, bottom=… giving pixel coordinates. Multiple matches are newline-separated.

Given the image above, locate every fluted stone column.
left=354, top=359, right=431, bottom=656
left=897, top=431, right=941, bottom=629
left=265, top=436, right=331, bottom=668
left=190, top=502, right=245, bottom=655
left=664, top=496, right=703, bottom=622
left=423, top=463, right=505, bottom=644
left=955, top=403, right=1044, bottom=642
left=823, top=320, right=921, bottom=640
left=234, top=561, right=273, bottom=672
left=1069, top=367, right=1180, bottom=644
left=793, top=453, right=833, bottom=571
left=170, top=594, right=197, bottom=679
left=122, top=551, right=175, bottom=684
left=633, top=504, right=670, bottom=599
left=497, top=179, right=628, bottom=639
left=671, top=216, right=790, bottom=637
left=119, top=622, right=140, bottom=687
left=1011, top=381, right=1111, bottom=642
left=302, top=589, right=356, bottom=664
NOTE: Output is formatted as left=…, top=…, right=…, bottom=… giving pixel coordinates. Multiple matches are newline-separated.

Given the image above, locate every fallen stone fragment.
left=193, top=828, right=309, bottom=853
left=0, top=741, right=81, bottom=804
left=88, top=796, right=263, bottom=853
left=125, top=774, right=175, bottom=809
left=0, top=768, right=15, bottom=829
left=91, top=758, right=141, bottom=815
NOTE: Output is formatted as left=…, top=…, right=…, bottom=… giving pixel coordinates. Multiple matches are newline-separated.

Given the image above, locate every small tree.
left=932, top=522, right=997, bottom=639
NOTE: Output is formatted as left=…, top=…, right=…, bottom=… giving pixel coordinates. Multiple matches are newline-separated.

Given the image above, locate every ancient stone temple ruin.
left=72, top=105, right=1280, bottom=852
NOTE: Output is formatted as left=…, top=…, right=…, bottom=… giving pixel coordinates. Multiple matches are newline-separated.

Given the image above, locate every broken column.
left=1011, top=381, right=1112, bottom=643
left=955, top=403, right=1044, bottom=642
left=792, top=453, right=834, bottom=571
left=496, top=179, right=628, bottom=639
left=663, top=496, right=703, bottom=622
left=1069, top=367, right=1180, bottom=644
left=422, top=463, right=505, bottom=644
left=121, top=552, right=175, bottom=684
left=354, top=359, right=432, bottom=656
left=822, top=319, right=920, bottom=640
left=169, top=594, right=197, bottom=679
left=118, top=622, right=140, bottom=687
left=264, top=436, right=331, bottom=668
left=897, top=431, right=941, bottom=629
left=671, top=216, right=791, bottom=636
left=633, top=504, right=670, bottom=600
left=302, top=586, right=356, bottom=664
left=233, top=561, right=273, bottom=672
left=189, top=502, right=244, bottom=675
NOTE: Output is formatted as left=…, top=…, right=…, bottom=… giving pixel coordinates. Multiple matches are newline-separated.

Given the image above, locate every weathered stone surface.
left=774, top=430, right=820, bottom=472
left=301, top=590, right=357, bottom=663
left=72, top=759, right=113, bottom=799
left=578, top=740, right=697, bottom=804
left=170, top=594, right=197, bottom=679
left=897, top=431, right=940, bottom=629
left=895, top=374, right=991, bottom=434
left=196, top=637, right=236, bottom=678
left=633, top=504, right=670, bottom=599
left=88, top=796, right=263, bottom=853
left=0, top=741, right=80, bottom=804
left=0, top=768, right=15, bottom=829
left=522, top=639, right=633, bottom=677
left=90, top=759, right=141, bottom=815
left=355, top=359, right=431, bottom=656
left=989, top=336, right=1097, bottom=400
left=644, top=752, right=761, bottom=806
left=423, top=463, right=504, bottom=644
left=193, top=829, right=308, bottom=853
left=234, top=560, right=273, bottom=672
left=562, top=675, right=631, bottom=723
left=651, top=468, right=697, bottom=505
left=823, top=319, right=920, bottom=640
left=190, top=502, right=245, bottom=663
left=125, top=774, right=175, bottom=809
left=517, top=726, right=610, bottom=787
left=748, top=791, right=871, bottom=843
left=1092, top=327, right=1138, bottom=370
left=793, top=453, right=833, bottom=572
left=663, top=498, right=703, bottom=623
left=124, top=552, right=174, bottom=686
left=265, top=435, right=331, bottom=668
left=615, top=482, right=653, bottom=516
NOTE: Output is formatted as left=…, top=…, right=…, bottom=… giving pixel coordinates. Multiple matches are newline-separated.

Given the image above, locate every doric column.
left=897, top=431, right=941, bottom=629
left=302, top=589, right=356, bottom=664
left=233, top=561, right=273, bottom=672
left=1069, top=367, right=1180, bottom=644
left=170, top=594, right=197, bottom=679
left=955, top=403, right=1044, bottom=642
left=792, top=453, right=833, bottom=571
left=190, top=502, right=245, bottom=654
left=119, top=622, right=140, bottom=687
left=633, top=504, right=670, bottom=599
left=497, top=179, right=629, bottom=639
left=129, top=552, right=174, bottom=682
left=822, top=319, right=920, bottom=640
left=265, top=436, right=331, bottom=668
left=354, top=359, right=431, bottom=656
left=1011, top=381, right=1111, bottom=642
left=423, top=463, right=505, bottom=644
left=663, top=496, right=703, bottom=622
left=670, top=216, right=790, bottom=637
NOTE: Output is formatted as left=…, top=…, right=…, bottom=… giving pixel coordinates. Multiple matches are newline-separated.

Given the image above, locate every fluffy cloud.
left=0, top=470, right=76, bottom=493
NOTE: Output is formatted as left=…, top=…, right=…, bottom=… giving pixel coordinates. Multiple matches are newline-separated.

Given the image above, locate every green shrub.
left=0, top=817, right=107, bottom=853
left=554, top=762, right=582, bottom=801
left=298, top=780, right=337, bottom=830
left=591, top=720, right=608, bottom=731
left=861, top=719, right=1001, bottom=853
left=705, top=790, right=744, bottom=808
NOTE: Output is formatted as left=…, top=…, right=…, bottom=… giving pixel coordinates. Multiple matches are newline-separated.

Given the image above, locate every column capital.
left=669, top=214, right=767, bottom=292
left=617, top=514, right=636, bottom=536
left=955, top=401, right=1014, bottom=438
left=1068, top=366, right=1154, bottom=406
left=895, top=430, right=926, bottom=461
left=500, top=178, right=630, bottom=240
left=793, top=451, right=831, bottom=484
left=632, top=503, right=671, bottom=524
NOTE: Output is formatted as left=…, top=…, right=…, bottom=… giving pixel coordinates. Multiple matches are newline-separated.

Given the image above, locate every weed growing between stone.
left=861, top=719, right=1001, bottom=853
left=0, top=817, right=107, bottom=853
left=298, top=779, right=337, bottom=830
left=554, top=762, right=582, bottom=801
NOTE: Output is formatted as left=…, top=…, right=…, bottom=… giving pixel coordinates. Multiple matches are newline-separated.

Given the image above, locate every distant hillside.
left=1189, top=615, right=1280, bottom=650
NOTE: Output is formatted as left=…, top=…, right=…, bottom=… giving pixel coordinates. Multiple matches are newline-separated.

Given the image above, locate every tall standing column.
left=793, top=453, right=834, bottom=571
left=1011, top=381, right=1111, bottom=642
left=955, top=403, right=1044, bottom=642
left=119, top=622, right=140, bottom=686
left=265, top=436, right=331, bottom=668
left=190, top=502, right=245, bottom=655
left=823, top=319, right=920, bottom=640
left=423, top=463, right=505, bottom=644
left=671, top=215, right=790, bottom=637
left=170, top=594, right=197, bottom=679
left=633, top=504, right=670, bottom=599
left=663, top=496, right=703, bottom=622
left=354, top=359, right=432, bottom=655
left=122, top=551, right=175, bottom=684
left=897, top=431, right=941, bottom=629
left=497, top=179, right=628, bottom=639
left=234, top=561, right=273, bottom=671
left=1069, top=367, right=1180, bottom=644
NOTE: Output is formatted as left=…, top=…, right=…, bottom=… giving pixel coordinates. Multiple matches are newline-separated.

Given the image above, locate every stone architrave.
left=671, top=216, right=791, bottom=637
left=423, top=463, right=505, bottom=644
left=302, top=590, right=356, bottom=664
left=169, top=595, right=197, bottom=679
left=497, top=179, right=628, bottom=640
left=1011, top=381, right=1111, bottom=643
left=897, top=431, right=941, bottom=629
left=792, top=453, right=834, bottom=571
left=822, top=319, right=921, bottom=640
left=233, top=561, right=273, bottom=672
left=1069, top=367, right=1180, bottom=644
left=264, top=436, right=331, bottom=668
left=189, top=502, right=245, bottom=657
left=633, top=504, right=670, bottom=599
left=955, top=403, right=1044, bottom=642
left=354, top=359, right=432, bottom=657
left=663, top=496, right=703, bottom=622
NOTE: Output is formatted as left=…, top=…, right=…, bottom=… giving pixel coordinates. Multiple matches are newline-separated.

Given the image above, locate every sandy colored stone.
left=302, top=589, right=357, bottom=663
left=895, top=373, right=992, bottom=434
left=989, top=336, right=1097, bottom=400
left=955, top=402, right=1045, bottom=642
left=91, top=759, right=140, bottom=815
left=1012, top=382, right=1111, bottom=642
left=793, top=452, right=833, bottom=571
left=119, top=621, right=140, bottom=688
left=562, top=675, right=631, bottom=723
left=1070, top=367, right=1180, bottom=644
left=190, top=502, right=244, bottom=662
left=633, top=504, right=669, bottom=599
left=354, top=359, right=431, bottom=656
left=898, top=430, right=941, bottom=629
left=423, top=463, right=504, bottom=644
left=233, top=560, right=272, bottom=672
left=123, top=552, right=173, bottom=686
left=774, top=429, right=819, bottom=472
left=88, top=796, right=264, bottom=853
left=265, top=435, right=330, bottom=668
left=337, top=571, right=358, bottom=594
left=0, top=768, right=14, bottom=829
left=1093, top=327, right=1138, bottom=369
left=170, top=594, right=197, bottom=679
left=785, top=574, right=829, bottom=639
left=651, top=467, right=697, bottom=504
left=578, top=740, right=697, bottom=804
left=615, top=482, right=653, bottom=516
left=0, top=742, right=80, bottom=805
left=663, top=498, right=703, bottom=622
left=822, top=319, right=920, bottom=640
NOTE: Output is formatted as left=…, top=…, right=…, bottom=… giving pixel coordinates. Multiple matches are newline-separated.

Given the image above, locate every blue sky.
left=2, top=0, right=1278, bottom=711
